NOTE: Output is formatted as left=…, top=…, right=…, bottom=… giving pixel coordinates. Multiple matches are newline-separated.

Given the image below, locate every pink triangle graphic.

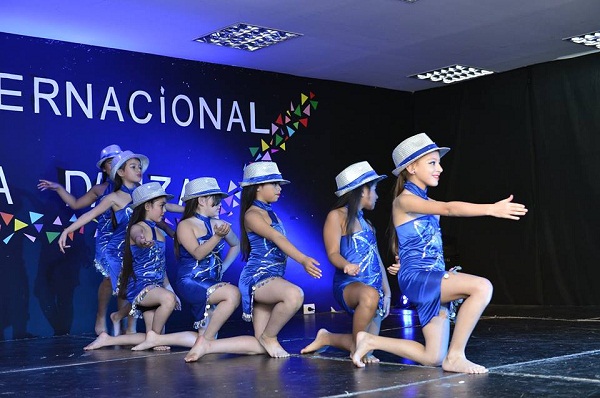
left=303, top=104, right=311, bottom=116
left=271, top=149, right=279, bottom=154
left=271, top=124, right=278, bottom=134
left=262, top=152, right=272, bottom=161
left=53, top=216, right=62, bottom=226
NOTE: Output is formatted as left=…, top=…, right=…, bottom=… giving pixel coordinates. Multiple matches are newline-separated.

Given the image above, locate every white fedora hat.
left=131, top=182, right=174, bottom=209
left=239, top=161, right=290, bottom=187
left=109, top=150, right=150, bottom=181
left=334, top=161, right=387, bottom=197
left=182, top=177, right=228, bottom=202
left=96, top=144, right=122, bottom=169
left=391, top=133, right=450, bottom=176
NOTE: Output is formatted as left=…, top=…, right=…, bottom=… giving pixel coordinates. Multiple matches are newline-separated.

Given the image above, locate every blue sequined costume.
left=333, top=210, right=384, bottom=317
left=238, top=200, right=287, bottom=322
left=105, top=187, right=134, bottom=293
left=126, top=221, right=168, bottom=318
left=175, top=214, right=228, bottom=329
left=395, top=181, right=448, bottom=327
left=93, top=180, right=114, bottom=277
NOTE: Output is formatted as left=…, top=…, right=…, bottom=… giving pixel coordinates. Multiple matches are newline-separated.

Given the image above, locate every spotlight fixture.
left=408, top=64, right=494, bottom=84
left=563, top=30, right=600, bottom=49
left=194, top=23, right=302, bottom=52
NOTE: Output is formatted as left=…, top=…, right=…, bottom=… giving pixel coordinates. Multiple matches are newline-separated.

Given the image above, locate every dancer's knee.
left=475, top=277, right=493, bottom=303
left=359, top=288, right=380, bottom=311
left=287, top=286, right=304, bottom=310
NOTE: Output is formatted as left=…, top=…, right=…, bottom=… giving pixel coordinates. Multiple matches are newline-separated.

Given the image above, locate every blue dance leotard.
left=126, top=220, right=168, bottom=318
left=93, top=180, right=115, bottom=277
left=238, top=200, right=287, bottom=322
left=333, top=210, right=385, bottom=317
left=175, top=213, right=228, bottom=329
left=396, top=181, right=448, bottom=327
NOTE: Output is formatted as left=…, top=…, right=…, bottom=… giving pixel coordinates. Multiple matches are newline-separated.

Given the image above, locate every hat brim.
left=130, top=193, right=174, bottom=209
left=110, top=154, right=150, bottom=180
left=181, top=191, right=229, bottom=202
left=392, top=147, right=450, bottom=176
left=335, top=175, right=387, bottom=197
left=239, top=178, right=291, bottom=187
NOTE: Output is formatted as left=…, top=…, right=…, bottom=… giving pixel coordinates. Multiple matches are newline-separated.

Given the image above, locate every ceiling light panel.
left=563, top=31, right=600, bottom=49
left=409, top=64, right=494, bottom=84
left=194, top=23, right=302, bottom=52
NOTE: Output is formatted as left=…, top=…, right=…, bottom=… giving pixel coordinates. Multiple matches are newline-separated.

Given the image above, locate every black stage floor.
left=1, top=306, right=599, bottom=397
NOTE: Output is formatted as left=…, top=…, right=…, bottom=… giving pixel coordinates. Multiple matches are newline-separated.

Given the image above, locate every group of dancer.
left=39, top=133, right=527, bottom=373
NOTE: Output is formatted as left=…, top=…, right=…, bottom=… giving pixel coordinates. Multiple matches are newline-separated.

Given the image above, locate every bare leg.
left=440, top=273, right=492, bottom=374
left=136, top=287, right=177, bottom=334
left=131, top=329, right=198, bottom=351
left=110, top=299, right=131, bottom=336
left=352, top=312, right=450, bottom=368
left=84, top=331, right=146, bottom=350
left=185, top=334, right=266, bottom=362
left=203, top=284, right=240, bottom=340
left=95, top=278, right=112, bottom=335
left=252, top=278, right=304, bottom=358
left=362, top=316, right=382, bottom=363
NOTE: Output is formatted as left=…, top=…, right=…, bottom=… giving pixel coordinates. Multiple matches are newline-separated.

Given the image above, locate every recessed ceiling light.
left=563, top=30, right=600, bottom=49
left=408, top=64, right=494, bottom=84
left=194, top=23, right=302, bottom=52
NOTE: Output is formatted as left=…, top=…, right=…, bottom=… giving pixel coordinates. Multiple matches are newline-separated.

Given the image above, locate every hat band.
left=186, top=188, right=226, bottom=198
left=336, top=170, right=381, bottom=192
left=242, top=173, right=284, bottom=185
left=396, top=143, right=440, bottom=170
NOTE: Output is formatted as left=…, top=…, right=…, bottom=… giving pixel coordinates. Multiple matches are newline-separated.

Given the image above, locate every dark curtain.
left=411, top=53, right=600, bottom=305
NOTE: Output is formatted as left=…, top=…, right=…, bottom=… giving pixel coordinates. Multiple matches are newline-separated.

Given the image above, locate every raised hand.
left=38, top=179, right=60, bottom=192
left=491, top=194, right=528, bottom=220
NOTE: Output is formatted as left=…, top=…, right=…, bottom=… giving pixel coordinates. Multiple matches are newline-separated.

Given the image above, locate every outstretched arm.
left=398, top=194, right=528, bottom=220
left=245, top=209, right=322, bottom=278
left=221, top=226, right=240, bottom=274
left=38, top=180, right=108, bottom=210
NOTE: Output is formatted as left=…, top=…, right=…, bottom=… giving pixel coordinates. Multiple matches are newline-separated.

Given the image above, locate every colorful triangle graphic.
left=287, top=126, right=295, bottom=136
left=24, top=234, right=36, bottom=243
left=228, top=181, right=238, bottom=192
left=275, top=114, right=283, bottom=125
left=35, top=224, right=43, bottom=233
left=303, top=104, right=311, bottom=116
left=271, top=123, right=278, bottom=134
left=275, top=135, right=283, bottom=145
left=294, top=105, right=302, bottom=117
left=14, top=219, right=28, bottom=232
left=68, top=232, right=74, bottom=241
left=249, top=147, right=259, bottom=157
left=261, top=139, right=270, bottom=152
left=301, top=93, right=308, bottom=105
left=53, top=216, right=62, bottom=226
left=310, top=100, right=318, bottom=110
left=281, top=143, right=286, bottom=151
left=3, top=233, right=14, bottom=244
left=299, top=118, right=308, bottom=128
left=1, top=212, right=13, bottom=225
left=262, top=152, right=272, bottom=161
left=70, top=214, right=78, bottom=222
left=46, top=232, right=60, bottom=244
left=79, top=226, right=85, bottom=234
left=29, top=211, right=43, bottom=223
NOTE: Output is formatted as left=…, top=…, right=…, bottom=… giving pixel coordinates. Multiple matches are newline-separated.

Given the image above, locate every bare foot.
left=300, top=328, right=330, bottom=354
left=84, top=332, right=111, bottom=350
left=185, top=335, right=209, bottom=363
left=362, top=353, right=380, bottom=364
left=442, top=355, right=488, bottom=374
left=259, top=334, right=290, bottom=358
left=131, top=330, right=161, bottom=351
left=95, top=315, right=107, bottom=336
left=109, top=312, right=121, bottom=336
left=351, top=331, right=372, bottom=368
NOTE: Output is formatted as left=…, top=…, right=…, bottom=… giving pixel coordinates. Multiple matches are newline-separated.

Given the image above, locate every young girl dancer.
left=238, top=161, right=322, bottom=358
left=39, top=144, right=122, bottom=334
left=351, top=133, right=527, bottom=373
left=58, top=150, right=149, bottom=334
left=301, top=161, right=396, bottom=362
left=86, top=179, right=265, bottom=359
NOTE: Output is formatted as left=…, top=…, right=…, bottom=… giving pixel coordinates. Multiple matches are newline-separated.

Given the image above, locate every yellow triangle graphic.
left=301, top=93, right=308, bottom=105
left=280, top=143, right=286, bottom=151
left=14, top=219, right=28, bottom=232
left=261, top=139, right=270, bottom=152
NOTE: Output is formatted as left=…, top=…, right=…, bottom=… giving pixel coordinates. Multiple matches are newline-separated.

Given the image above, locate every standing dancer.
left=301, top=161, right=397, bottom=362
left=58, top=150, right=149, bottom=335
left=238, top=161, right=322, bottom=358
left=351, top=133, right=527, bottom=373
left=39, top=144, right=122, bottom=334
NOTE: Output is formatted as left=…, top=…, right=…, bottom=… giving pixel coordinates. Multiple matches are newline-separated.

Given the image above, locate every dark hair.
left=332, top=182, right=376, bottom=235
left=118, top=203, right=148, bottom=299
left=239, top=185, right=259, bottom=262
left=389, top=169, right=409, bottom=256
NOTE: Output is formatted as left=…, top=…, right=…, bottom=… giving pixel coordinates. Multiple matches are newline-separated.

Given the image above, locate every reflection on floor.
left=1, top=305, right=598, bottom=397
